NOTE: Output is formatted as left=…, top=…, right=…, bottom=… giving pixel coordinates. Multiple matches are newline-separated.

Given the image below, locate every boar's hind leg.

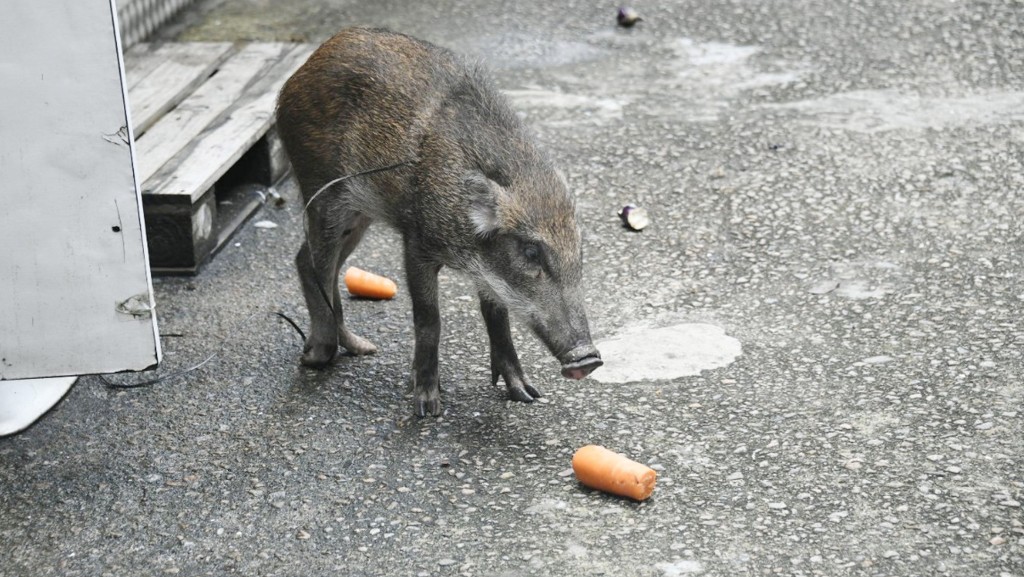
left=296, top=209, right=376, bottom=368
left=479, top=294, right=543, bottom=403
left=405, top=246, right=444, bottom=417
left=331, top=213, right=378, bottom=356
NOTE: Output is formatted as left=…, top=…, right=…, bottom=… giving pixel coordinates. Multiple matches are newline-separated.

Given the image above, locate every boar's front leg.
left=406, top=245, right=444, bottom=417
left=479, top=293, right=542, bottom=403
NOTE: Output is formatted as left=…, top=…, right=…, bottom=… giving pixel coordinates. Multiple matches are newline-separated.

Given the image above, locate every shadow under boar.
left=276, top=27, right=602, bottom=417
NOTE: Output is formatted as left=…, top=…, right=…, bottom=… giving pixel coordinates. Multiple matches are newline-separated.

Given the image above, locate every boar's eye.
left=522, top=243, right=540, bottom=263
left=518, top=241, right=549, bottom=280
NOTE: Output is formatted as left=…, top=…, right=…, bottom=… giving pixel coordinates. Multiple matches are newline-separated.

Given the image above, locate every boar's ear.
left=467, top=172, right=509, bottom=239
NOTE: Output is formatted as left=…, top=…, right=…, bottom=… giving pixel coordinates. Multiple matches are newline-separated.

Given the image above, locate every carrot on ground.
left=344, top=267, right=398, bottom=300
left=571, top=444, right=657, bottom=501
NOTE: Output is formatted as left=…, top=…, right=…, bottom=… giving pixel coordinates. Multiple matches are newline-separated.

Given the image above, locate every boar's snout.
left=559, top=343, right=602, bottom=380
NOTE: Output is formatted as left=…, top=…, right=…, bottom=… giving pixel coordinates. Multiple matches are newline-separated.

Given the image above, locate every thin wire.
left=301, top=160, right=415, bottom=316
left=303, top=161, right=415, bottom=215
left=99, top=352, right=220, bottom=389
left=101, top=309, right=261, bottom=389
left=101, top=160, right=414, bottom=390
left=274, top=311, right=306, bottom=342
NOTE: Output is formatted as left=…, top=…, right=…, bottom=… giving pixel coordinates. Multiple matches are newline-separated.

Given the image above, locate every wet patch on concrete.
left=766, top=89, right=1024, bottom=132
left=805, top=259, right=903, bottom=301
left=655, top=559, right=706, bottom=576
left=504, top=87, right=628, bottom=126
left=591, top=323, right=742, bottom=384
left=667, top=38, right=802, bottom=91
left=508, top=36, right=805, bottom=125
left=461, top=32, right=607, bottom=70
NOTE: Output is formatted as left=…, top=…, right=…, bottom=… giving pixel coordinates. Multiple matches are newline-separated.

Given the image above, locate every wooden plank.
left=135, top=43, right=298, bottom=185
left=127, top=41, right=235, bottom=135
left=143, top=188, right=217, bottom=271
left=123, top=43, right=155, bottom=79
left=143, top=44, right=314, bottom=202
left=123, top=42, right=201, bottom=88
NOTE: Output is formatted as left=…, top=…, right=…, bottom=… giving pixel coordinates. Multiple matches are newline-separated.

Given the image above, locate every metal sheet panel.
left=0, top=0, right=161, bottom=380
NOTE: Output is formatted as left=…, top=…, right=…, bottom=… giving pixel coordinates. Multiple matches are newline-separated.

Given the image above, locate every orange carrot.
left=344, top=267, right=398, bottom=300
left=571, top=444, right=657, bottom=501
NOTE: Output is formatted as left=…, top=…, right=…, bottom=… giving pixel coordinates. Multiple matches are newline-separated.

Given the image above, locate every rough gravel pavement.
left=2, top=1, right=1022, bottom=576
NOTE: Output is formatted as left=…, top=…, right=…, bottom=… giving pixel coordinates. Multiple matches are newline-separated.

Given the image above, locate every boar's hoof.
left=415, top=398, right=443, bottom=418
left=508, top=382, right=542, bottom=403
left=339, top=330, right=378, bottom=356
left=414, top=390, right=443, bottom=418
left=300, top=343, right=337, bottom=368
left=560, top=355, right=603, bottom=380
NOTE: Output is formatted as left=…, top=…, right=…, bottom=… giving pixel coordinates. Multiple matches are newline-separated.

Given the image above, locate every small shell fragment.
left=617, top=7, right=642, bottom=27
left=618, top=204, right=650, bottom=231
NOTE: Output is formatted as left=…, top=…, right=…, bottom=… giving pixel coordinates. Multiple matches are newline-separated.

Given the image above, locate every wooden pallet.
left=125, top=41, right=315, bottom=275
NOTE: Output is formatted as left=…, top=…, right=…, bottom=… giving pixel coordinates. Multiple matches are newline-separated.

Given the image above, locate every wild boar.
left=276, top=27, right=602, bottom=416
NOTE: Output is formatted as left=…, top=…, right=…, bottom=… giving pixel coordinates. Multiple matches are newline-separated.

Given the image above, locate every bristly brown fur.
left=276, top=27, right=600, bottom=417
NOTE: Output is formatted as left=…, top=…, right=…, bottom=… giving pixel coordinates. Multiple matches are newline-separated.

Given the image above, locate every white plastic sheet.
left=0, top=0, right=160, bottom=380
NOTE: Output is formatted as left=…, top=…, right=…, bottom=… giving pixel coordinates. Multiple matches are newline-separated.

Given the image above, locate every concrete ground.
left=3, top=0, right=1023, bottom=575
